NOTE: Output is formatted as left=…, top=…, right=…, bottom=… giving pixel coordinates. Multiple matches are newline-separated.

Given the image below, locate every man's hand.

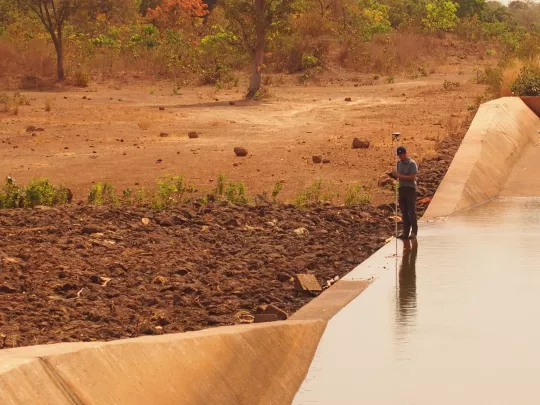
left=391, top=170, right=399, bottom=179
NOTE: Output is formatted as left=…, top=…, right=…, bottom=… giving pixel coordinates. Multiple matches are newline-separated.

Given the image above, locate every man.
left=392, top=146, right=418, bottom=240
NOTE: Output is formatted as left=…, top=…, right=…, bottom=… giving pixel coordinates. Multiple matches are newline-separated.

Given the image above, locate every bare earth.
left=0, top=68, right=486, bottom=205
left=0, top=62, right=487, bottom=349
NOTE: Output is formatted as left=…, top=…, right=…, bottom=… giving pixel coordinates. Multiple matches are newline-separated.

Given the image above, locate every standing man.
left=392, top=146, right=418, bottom=240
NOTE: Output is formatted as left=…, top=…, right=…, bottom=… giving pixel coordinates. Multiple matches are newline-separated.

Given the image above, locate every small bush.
left=293, top=179, right=334, bottom=209
left=443, top=80, right=460, bottom=90
left=88, top=182, right=117, bottom=205
left=211, top=173, right=249, bottom=204
left=511, top=67, right=540, bottom=96
left=272, top=182, right=283, bottom=203
left=387, top=76, right=395, bottom=83
left=301, top=54, right=320, bottom=70
left=23, top=179, right=69, bottom=207
left=152, top=175, right=188, bottom=209
left=344, top=184, right=372, bottom=206
left=0, top=177, right=22, bottom=208
left=74, top=71, right=90, bottom=88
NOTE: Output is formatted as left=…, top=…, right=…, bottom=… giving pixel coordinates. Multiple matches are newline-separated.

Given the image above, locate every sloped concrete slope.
left=0, top=320, right=325, bottom=405
left=424, top=97, right=540, bottom=218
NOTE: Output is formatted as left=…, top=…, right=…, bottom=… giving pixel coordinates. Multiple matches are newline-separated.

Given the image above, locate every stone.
left=152, top=276, right=168, bottom=285
left=234, top=147, right=248, bottom=157
left=26, top=125, right=36, bottom=132
left=229, top=101, right=236, bottom=106
left=294, top=274, right=322, bottom=293
left=89, top=275, right=100, bottom=284
left=323, top=159, right=331, bottom=164
left=254, top=314, right=278, bottom=323
left=263, top=304, right=288, bottom=320
left=159, top=107, right=165, bottom=110
left=141, top=218, right=151, bottom=225
left=81, top=225, right=102, bottom=235
left=159, top=132, right=169, bottom=137
left=277, top=272, right=292, bottom=282
left=0, top=285, right=17, bottom=293
left=312, top=155, right=323, bottom=164
left=345, top=97, right=352, bottom=102
left=188, top=131, right=199, bottom=139
left=352, top=138, right=370, bottom=149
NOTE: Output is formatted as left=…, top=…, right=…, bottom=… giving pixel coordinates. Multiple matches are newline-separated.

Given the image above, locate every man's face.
left=398, top=151, right=407, bottom=161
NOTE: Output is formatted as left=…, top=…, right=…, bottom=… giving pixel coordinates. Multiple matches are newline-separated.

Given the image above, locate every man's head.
left=397, top=146, right=407, bottom=161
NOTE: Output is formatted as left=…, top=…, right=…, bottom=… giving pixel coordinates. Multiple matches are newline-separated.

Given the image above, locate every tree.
left=220, top=0, right=299, bottom=98
left=422, top=0, right=459, bottom=33
left=146, top=0, right=209, bottom=29
left=25, top=0, right=78, bottom=81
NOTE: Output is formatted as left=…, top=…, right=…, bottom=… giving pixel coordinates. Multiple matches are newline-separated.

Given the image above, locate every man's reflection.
left=397, top=239, right=418, bottom=325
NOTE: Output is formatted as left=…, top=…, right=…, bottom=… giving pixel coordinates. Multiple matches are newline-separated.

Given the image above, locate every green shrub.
left=224, top=181, right=249, bottom=204
left=511, top=67, right=540, bottom=96
left=301, top=54, right=320, bottom=70
left=293, top=179, right=334, bottom=209
left=88, top=182, right=117, bottom=205
left=344, top=184, right=372, bottom=206
left=23, top=179, right=69, bottom=207
left=152, top=175, right=187, bottom=209
left=0, top=177, right=22, bottom=208
left=272, top=182, right=284, bottom=203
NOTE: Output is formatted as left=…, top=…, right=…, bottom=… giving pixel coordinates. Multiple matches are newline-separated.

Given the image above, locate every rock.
left=141, top=218, right=151, bottom=225
left=323, top=159, right=331, bottom=164
left=294, top=274, right=322, bottom=293
left=188, top=131, right=199, bottom=139
left=225, top=218, right=241, bottom=227
left=277, top=272, right=292, bottom=282
left=0, top=285, right=17, bottom=293
left=254, top=314, right=278, bottom=323
left=378, top=174, right=394, bottom=187
left=229, top=101, right=236, bottom=105
left=156, top=159, right=162, bottom=163
left=312, top=155, right=323, bottom=164
left=159, top=132, right=169, bottom=137
left=159, top=107, right=165, bottom=111
left=345, top=97, right=352, bottom=102
left=175, top=269, right=190, bottom=276
left=35, top=128, right=45, bottom=132
left=89, top=275, right=100, bottom=284
left=158, top=219, right=173, bottom=227
left=233, top=162, right=239, bottom=167
left=152, top=276, right=168, bottom=285
left=81, top=225, right=103, bottom=235
left=234, top=147, right=248, bottom=157
left=83, top=96, right=87, bottom=99
left=26, top=125, right=36, bottom=133
left=352, top=138, right=370, bottom=149
left=263, top=304, right=288, bottom=320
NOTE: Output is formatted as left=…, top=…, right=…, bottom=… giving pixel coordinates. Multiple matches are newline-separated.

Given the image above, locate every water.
left=293, top=198, right=540, bottom=405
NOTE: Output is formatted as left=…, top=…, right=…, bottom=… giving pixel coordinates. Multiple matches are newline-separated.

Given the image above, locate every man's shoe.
left=409, top=233, right=417, bottom=240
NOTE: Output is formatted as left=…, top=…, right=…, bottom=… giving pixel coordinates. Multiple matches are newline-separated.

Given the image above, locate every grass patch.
left=344, top=184, right=372, bottom=206
left=88, top=182, right=117, bottom=205
left=0, top=177, right=69, bottom=208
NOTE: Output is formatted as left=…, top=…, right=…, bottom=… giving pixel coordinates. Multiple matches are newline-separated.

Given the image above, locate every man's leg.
left=406, top=188, right=418, bottom=236
left=398, top=188, right=411, bottom=237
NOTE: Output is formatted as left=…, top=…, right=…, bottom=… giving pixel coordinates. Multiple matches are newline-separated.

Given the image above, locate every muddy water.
left=293, top=198, right=540, bottom=405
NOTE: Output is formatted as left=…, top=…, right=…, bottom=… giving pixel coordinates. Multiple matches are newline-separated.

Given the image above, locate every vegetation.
left=0, top=177, right=70, bottom=208
left=1, top=0, right=539, bottom=95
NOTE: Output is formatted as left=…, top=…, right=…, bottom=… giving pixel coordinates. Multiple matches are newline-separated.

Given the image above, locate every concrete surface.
left=424, top=97, right=540, bottom=218
left=293, top=197, right=540, bottom=404
left=0, top=321, right=328, bottom=405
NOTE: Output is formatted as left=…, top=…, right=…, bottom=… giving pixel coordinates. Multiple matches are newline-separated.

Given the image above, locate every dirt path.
left=0, top=69, right=485, bottom=205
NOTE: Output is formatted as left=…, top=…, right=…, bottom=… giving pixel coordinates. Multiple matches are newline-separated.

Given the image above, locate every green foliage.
left=271, top=181, right=283, bottom=203
left=423, top=0, right=460, bottom=33
left=293, top=179, right=334, bottom=209
left=344, top=184, right=372, bottom=206
left=476, top=66, right=502, bottom=93
left=0, top=177, right=22, bottom=208
left=88, top=182, right=117, bottom=205
left=74, top=70, right=89, bottom=87
left=211, top=173, right=249, bottom=204
left=443, top=79, right=460, bottom=89
left=301, top=54, right=320, bottom=70
left=0, top=177, right=69, bottom=208
left=511, top=66, right=540, bottom=96
left=152, top=175, right=188, bottom=209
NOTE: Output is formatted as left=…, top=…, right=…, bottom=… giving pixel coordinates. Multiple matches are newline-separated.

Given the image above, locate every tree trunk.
left=247, top=0, right=266, bottom=98
left=53, top=36, right=65, bottom=81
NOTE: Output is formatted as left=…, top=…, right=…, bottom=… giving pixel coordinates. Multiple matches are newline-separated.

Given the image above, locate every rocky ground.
left=0, top=130, right=462, bottom=350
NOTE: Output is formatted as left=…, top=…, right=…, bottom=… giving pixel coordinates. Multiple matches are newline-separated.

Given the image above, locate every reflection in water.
left=396, top=239, right=418, bottom=331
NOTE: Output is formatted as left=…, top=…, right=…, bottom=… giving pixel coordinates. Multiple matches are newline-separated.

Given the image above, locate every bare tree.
left=248, top=0, right=266, bottom=98
left=27, top=0, right=75, bottom=81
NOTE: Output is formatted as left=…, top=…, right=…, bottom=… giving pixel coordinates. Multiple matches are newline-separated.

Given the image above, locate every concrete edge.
left=1, top=320, right=326, bottom=405
left=424, top=97, right=540, bottom=219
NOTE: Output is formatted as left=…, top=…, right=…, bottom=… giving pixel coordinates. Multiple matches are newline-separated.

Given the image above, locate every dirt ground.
left=0, top=60, right=485, bottom=349
left=0, top=65, right=486, bottom=205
